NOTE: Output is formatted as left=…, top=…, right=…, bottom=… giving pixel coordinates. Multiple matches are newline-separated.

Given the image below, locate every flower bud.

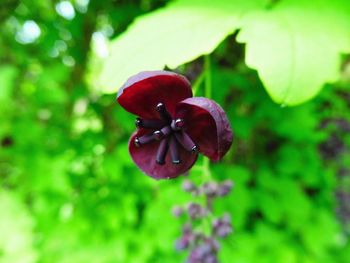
left=175, top=236, right=190, bottom=251
left=212, top=216, right=233, bottom=238
left=202, top=181, right=218, bottom=197
left=205, top=238, right=220, bottom=252
left=215, top=224, right=232, bottom=237
left=217, top=180, right=234, bottom=196
left=187, top=246, right=205, bottom=262
left=204, top=255, right=218, bottom=263
left=182, top=179, right=197, bottom=193
left=172, top=206, right=184, bottom=217
left=188, top=203, right=205, bottom=219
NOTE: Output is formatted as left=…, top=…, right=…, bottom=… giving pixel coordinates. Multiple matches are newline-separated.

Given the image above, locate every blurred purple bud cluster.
left=212, top=214, right=232, bottom=238
left=175, top=223, right=222, bottom=263
left=188, top=203, right=206, bottom=219
left=336, top=190, right=350, bottom=232
left=182, top=179, right=233, bottom=198
left=173, top=178, right=234, bottom=262
left=319, top=119, right=350, bottom=232
left=187, top=238, right=220, bottom=263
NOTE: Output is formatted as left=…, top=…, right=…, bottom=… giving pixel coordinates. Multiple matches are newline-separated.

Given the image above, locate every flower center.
left=134, top=102, right=198, bottom=165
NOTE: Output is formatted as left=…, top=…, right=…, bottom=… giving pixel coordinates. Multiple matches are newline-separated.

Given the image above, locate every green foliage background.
left=1, top=0, right=350, bottom=262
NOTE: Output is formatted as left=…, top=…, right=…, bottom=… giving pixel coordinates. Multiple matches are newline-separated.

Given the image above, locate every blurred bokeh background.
left=1, top=0, right=350, bottom=262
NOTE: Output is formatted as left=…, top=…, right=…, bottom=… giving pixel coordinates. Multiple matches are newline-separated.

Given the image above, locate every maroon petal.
left=129, top=129, right=198, bottom=179
left=175, top=97, right=233, bottom=161
left=117, top=71, right=192, bottom=119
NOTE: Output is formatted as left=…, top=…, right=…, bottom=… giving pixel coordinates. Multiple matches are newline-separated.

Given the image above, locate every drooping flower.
left=117, top=70, right=233, bottom=179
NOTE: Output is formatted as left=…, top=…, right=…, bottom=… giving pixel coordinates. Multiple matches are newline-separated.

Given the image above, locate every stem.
left=204, top=55, right=212, bottom=99
left=203, top=157, right=211, bottom=179
left=192, top=71, right=205, bottom=96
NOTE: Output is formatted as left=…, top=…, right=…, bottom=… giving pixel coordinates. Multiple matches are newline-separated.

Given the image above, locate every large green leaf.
left=99, top=0, right=267, bottom=93
left=237, top=0, right=350, bottom=105
left=0, top=191, right=37, bottom=263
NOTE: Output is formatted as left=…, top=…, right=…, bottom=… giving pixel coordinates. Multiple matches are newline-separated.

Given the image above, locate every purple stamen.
left=161, top=126, right=172, bottom=136
left=169, top=136, right=181, bottom=164
left=156, top=138, right=169, bottom=165
left=153, top=130, right=163, bottom=140
left=171, top=118, right=184, bottom=131
left=134, top=133, right=156, bottom=147
left=135, top=118, right=165, bottom=129
left=156, top=103, right=172, bottom=122
left=153, top=126, right=172, bottom=140
left=134, top=104, right=198, bottom=164
left=174, top=131, right=198, bottom=153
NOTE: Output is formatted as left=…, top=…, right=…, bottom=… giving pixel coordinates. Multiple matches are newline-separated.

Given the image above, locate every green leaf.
left=0, top=65, right=18, bottom=102
left=99, top=0, right=267, bottom=93
left=237, top=0, right=350, bottom=105
left=0, top=191, right=37, bottom=263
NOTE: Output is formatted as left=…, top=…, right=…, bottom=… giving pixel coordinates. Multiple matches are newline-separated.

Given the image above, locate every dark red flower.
left=117, top=70, right=233, bottom=179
